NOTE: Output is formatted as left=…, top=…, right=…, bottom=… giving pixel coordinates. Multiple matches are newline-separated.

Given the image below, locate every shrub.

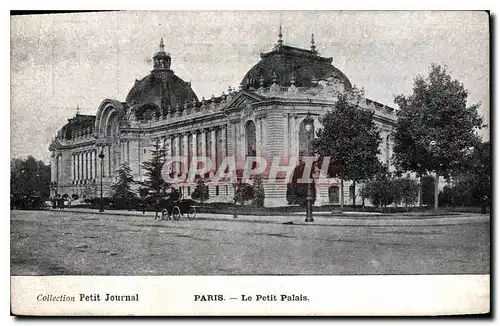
left=392, top=178, right=419, bottom=209
left=191, top=178, right=209, bottom=203
left=360, top=177, right=393, bottom=208
left=252, top=175, right=265, bottom=207
left=233, top=182, right=254, bottom=206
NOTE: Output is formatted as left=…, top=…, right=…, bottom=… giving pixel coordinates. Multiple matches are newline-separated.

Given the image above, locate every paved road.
left=11, top=210, right=490, bottom=275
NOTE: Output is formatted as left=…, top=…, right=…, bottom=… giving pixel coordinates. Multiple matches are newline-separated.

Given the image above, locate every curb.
left=42, top=209, right=489, bottom=227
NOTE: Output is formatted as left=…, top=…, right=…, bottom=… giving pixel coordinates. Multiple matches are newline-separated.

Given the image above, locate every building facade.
left=49, top=32, right=397, bottom=207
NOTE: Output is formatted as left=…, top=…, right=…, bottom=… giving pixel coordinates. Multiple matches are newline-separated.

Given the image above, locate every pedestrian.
left=481, top=195, right=488, bottom=214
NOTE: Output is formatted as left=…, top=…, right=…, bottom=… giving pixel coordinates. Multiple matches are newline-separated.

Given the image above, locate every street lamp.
left=98, top=151, right=105, bottom=212
left=304, top=118, right=314, bottom=223
left=429, top=140, right=439, bottom=212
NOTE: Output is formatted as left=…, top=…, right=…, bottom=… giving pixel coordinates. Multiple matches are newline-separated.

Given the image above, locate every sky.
left=10, top=11, right=490, bottom=162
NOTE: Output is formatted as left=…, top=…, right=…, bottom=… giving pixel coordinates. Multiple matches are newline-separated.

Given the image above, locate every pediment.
left=49, top=138, right=63, bottom=151
left=224, top=90, right=266, bottom=111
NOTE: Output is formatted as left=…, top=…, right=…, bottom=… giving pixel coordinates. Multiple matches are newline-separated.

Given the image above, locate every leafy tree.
left=392, top=178, right=419, bottom=210
left=140, top=142, right=169, bottom=197
left=111, top=162, right=137, bottom=209
left=392, top=64, right=484, bottom=209
left=191, top=178, right=209, bottom=204
left=313, top=94, right=383, bottom=207
left=252, top=174, right=265, bottom=207
left=11, top=156, right=51, bottom=199
left=458, top=141, right=490, bottom=200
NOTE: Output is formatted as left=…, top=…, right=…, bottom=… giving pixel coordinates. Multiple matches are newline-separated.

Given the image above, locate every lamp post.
left=98, top=151, right=105, bottom=212
left=304, top=118, right=314, bottom=223
left=429, top=140, right=439, bottom=212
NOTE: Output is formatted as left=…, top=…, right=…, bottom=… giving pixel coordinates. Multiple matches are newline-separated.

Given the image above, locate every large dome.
left=126, top=38, right=198, bottom=109
left=240, top=44, right=352, bottom=91
left=125, top=71, right=198, bottom=108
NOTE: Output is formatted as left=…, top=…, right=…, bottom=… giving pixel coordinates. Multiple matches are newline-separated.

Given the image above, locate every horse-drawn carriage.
left=160, top=198, right=197, bottom=220
left=148, top=192, right=198, bottom=221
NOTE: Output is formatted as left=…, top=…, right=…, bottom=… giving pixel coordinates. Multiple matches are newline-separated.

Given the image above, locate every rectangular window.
left=215, top=185, right=219, bottom=196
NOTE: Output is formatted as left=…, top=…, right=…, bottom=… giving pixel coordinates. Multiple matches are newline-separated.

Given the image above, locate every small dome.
left=241, top=44, right=352, bottom=91
left=59, top=114, right=96, bottom=140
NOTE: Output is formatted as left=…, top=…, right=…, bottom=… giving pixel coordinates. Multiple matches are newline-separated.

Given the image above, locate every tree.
left=140, top=142, right=169, bottom=197
left=360, top=175, right=394, bottom=209
left=111, top=162, right=137, bottom=209
left=392, top=178, right=419, bottom=210
left=392, top=64, right=484, bottom=210
left=252, top=174, right=265, bottom=207
left=458, top=141, right=491, bottom=200
left=11, top=156, right=51, bottom=199
left=191, top=178, right=209, bottom=204
left=313, top=94, right=382, bottom=207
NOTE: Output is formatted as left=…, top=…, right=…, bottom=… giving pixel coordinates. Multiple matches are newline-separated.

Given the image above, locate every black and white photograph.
left=9, top=10, right=490, bottom=316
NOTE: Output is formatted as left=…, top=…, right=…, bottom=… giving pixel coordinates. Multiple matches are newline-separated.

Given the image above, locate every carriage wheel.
left=187, top=206, right=196, bottom=220
left=172, top=206, right=181, bottom=221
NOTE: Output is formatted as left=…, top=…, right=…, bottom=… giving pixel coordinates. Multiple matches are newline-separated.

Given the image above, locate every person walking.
left=481, top=195, right=489, bottom=214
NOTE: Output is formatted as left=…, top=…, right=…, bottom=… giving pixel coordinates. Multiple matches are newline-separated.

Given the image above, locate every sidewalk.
left=49, top=207, right=490, bottom=227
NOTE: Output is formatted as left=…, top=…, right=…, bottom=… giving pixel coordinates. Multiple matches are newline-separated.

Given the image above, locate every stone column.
left=233, top=123, right=238, bottom=159
left=191, top=131, right=198, bottom=171
left=284, top=114, right=289, bottom=158
left=103, top=146, right=108, bottom=178
left=96, top=147, right=101, bottom=179
left=210, top=128, right=217, bottom=172
left=174, top=134, right=180, bottom=175
left=182, top=132, right=189, bottom=175
left=221, top=124, right=227, bottom=159
left=80, top=152, right=84, bottom=181
left=255, top=118, right=262, bottom=158
left=95, top=150, right=98, bottom=179
left=71, top=154, right=74, bottom=182
left=166, top=136, right=173, bottom=157
left=50, top=154, right=57, bottom=184
left=90, top=151, right=94, bottom=180
left=108, top=145, right=112, bottom=178
left=85, top=151, right=89, bottom=181
left=82, top=152, right=86, bottom=181
left=201, top=129, right=207, bottom=158
left=290, top=114, right=297, bottom=157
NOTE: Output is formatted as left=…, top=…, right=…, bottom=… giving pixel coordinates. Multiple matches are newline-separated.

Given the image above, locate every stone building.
left=49, top=31, right=397, bottom=206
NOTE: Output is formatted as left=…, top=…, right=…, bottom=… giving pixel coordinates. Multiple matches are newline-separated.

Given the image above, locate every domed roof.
left=59, top=114, right=96, bottom=140
left=125, top=39, right=198, bottom=109
left=125, top=71, right=198, bottom=109
left=240, top=43, right=352, bottom=91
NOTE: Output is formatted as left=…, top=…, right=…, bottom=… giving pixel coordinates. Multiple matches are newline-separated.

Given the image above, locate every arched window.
left=299, top=117, right=315, bottom=156
left=328, top=185, right=340, bottom=204
left=245, top=121, right=256, bottom=157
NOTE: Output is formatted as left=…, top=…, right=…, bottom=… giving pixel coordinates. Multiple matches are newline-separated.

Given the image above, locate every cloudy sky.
left=11, top=11, right=489, bottom=162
